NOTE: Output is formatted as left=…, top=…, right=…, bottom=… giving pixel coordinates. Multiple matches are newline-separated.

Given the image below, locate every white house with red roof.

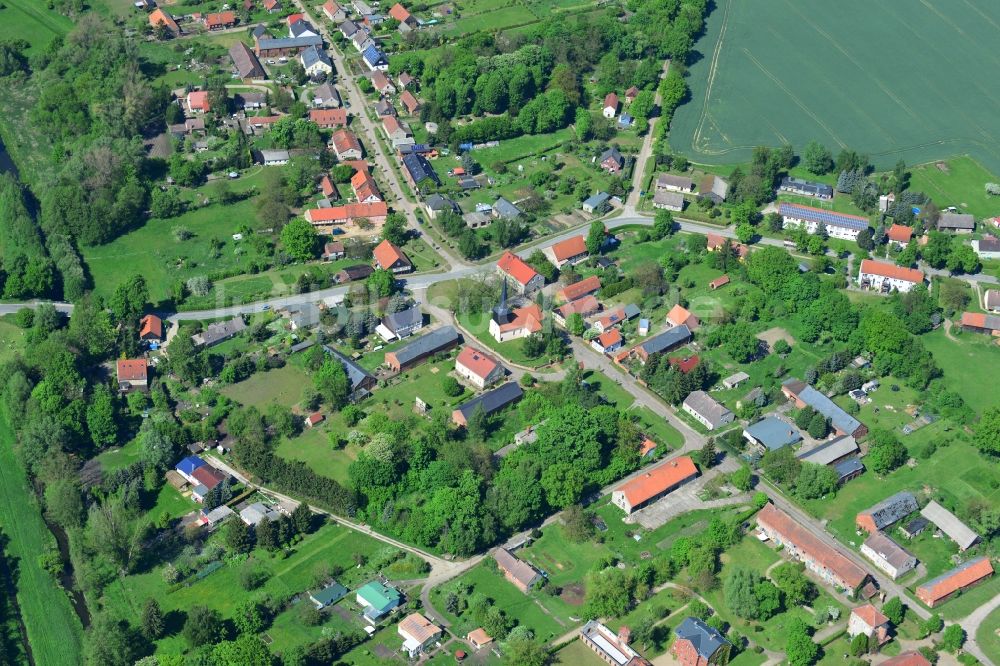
left=591, top=328, right=623, bottom=354
left=858, top=259, right=924, bottom=293
left=886, top=224, right=913, bottom=248
left=117, top=359, right=149, bottom=392
left=186, top=90, right=210, bottom=114
left=455, top=346, right=505, bottom=389
left=373, top=240, right=413, bottom=273
left=542, top=235, right=588, bottom=268
left=848, top=604, right=890, bottom=646
left=496, top=251, right=543, bottom=294
left=602, top=92, right=618, bottom=119
left=666, top=303, right=699, bottom=330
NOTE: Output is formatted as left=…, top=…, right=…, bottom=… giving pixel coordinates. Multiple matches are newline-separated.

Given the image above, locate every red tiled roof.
left=851, top=604, right=888, bottom=629
left=706, top=233, right=749, bottom=257
left=398, top=612, right=441, bottom=644
left=117, top=359, right=148, bottom=382
left=757, top=503, right=869, bottom=589
left=323, top=0, right=340, bottom=16
left=149, top=8, right=179, bottom=33
left=456, top=346, right=499, bottom=380
left=382, top=115, right=405, bottom=135
left=191, top=465, right=226, bottom=490
left=549, top=235, right=587, bottom=262
left=307, top=412, right=324, bottom=425
left=139, top=314, right=163, bottom=339
left=668, top=355, right=699, bottom=373
left=206, top=11, right=236, bottom=27
left=709, top=275, right=730, bottom=289
left=639, top=438, right=656, bottom=456
left=625, top=86, right=639, bottom=99
left=497, top=251, right=539, bottom=287
left=320, top=175, right=336, bottom=197
left=305, top=201, right=387, bottom=223
left=351, top=170, right=381, bottom=202
left=373, top=240, right=409, bottom=270
left=388, top=2, right=412, bottom=23
left=556, top=275, right=601, bottom=302
left=249, top=115, right=280, bottom=126
left=310, top=109, right=347, bottom=126
left=603, top=92, right=618, bottom=109
left=331, top=128, right=361, bottom=154
left=916, top=557, right=993, bottom=605
left=667, top=304, right=698, bottom=328
left=286, top=12, right=304, bottom=24
left=961, top=312, right=1000, bottom=330
left=556, top=295, right=600, bottom=318
left=881, top=652, right=932, bottom=666
left=400, top=90, right=420, bottom=114
left=187, top=90, right=210, bottom=112
left=596, top=329, right=623, bottom=349
left=886, top=224, right=913, bottom=243
left=859, top=259, right=924, bottom=284
left=496, top=304, right=543, bottom=334
left=615, top=456, right=697, bottom=507
left=263, top=0, right=279, bottom=9
left=371, top=71, right=391, bottom=90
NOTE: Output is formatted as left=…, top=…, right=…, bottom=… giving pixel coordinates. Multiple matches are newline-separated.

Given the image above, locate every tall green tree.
left=586, top=219, right=605, bottom=256
left=280, top=217, right=318, bottom=262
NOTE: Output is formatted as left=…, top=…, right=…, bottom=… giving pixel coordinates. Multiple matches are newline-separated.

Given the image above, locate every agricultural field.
left=671, top=0, right=1000, bottom=174
left=0, top=0, right=72, bottom=54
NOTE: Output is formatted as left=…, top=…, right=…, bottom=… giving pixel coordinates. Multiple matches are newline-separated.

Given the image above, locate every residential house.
left=229, top=41, right=265, bottom=80
left=592, top=328, right=624, bottom=354
left=455, top=346, right=505, bottom=389
left=920, top=501, right=980, bottom=551
left=139, top=314, right=164, bottom=342
left=309, top=108, right=347, bottom=128
left=742, top=416, right=802, bottom=454
left=263, top=0, right=280, bottom=11
left=543, top=235, right=588, bottom=268
left=205, top=11, right=237, bottom=29
left=860, top=532, right=917, bottom=580
left=972, top=234, right=1000, bottom=260
left=781, top=379, right=868, bottom=438
left=258, top=149, right=290, bottom=166
left=255, top=35, right=324, bottom=58
left=937, top=212, right=975, bottom=233
left=234, top=92, right=266, bottom=109
left=192, top=316, right=247, bottom=347
left=356, top=581, right=403, bottom=620
left=149, top=8, right=180, bottom=35
left=378, top=305, right=423, bottom=340
left=706, top=233, right=749, bottom=259
left=176, top=455, right=207, bottom=484
left=672, top=616, right=732, bottom=666
left=199, top=505, right=235, bottom=530
left=239, top=502, right=281, bottom=526
left=581, top=621, right=651, bottom=666
left=593, top=304, right=640, bottom=333
left=496, top=251, right=543, bottom=294
left=323, top=0, right=346, bottom=21
left=338, top=19, right=360, bottom=38
left=602, top=92, right=619, bottom=118
left=886, top=224, right=913, bottom=248
left=305, top=202, right=387, bottom=232
left=682, top=391, right=733, bottom=430
left=699, top=175, right=729, bottom=204
left=600, top=147, right=624, bottom=174
left=374, top=98, right=396, bottom=116
left=916, top=557, right=993, bottom=607
left=631, top=325, right=692, bottom=364
left=289, top=18, right=320, bottom=38
left=313, top=82, right=342, bottom=108
left=424, top=194, right=460, bottom=219
left=554, top=295, right=600, bottom=326
left=657, top=173, right=695, bottom=193
left=351, top=170, right=382, bottom=202
left=856, top=492, right=918, bottom=533
left=190, top=465, right=228, bottom=503
left=452, top=382, right=523, bottom=426
left=371, top=71, right=396, bottom=94
left=624, top=86, right=639, bottom=103
left=400, top=90, right=421, bottom=114
left=721, top=371, right=748, bottom=389
left=654, top=191, right=685, bottom=211
left=555, top=275, right=601, bottom=303
left=117, top=359, right=148, bottom=392
left=330, top=129, right=363, bottom=159
left=960, top=311, right=1000, bottom=336
left=186, top=90, right=210, bottom=114
left=582, top=191, right=611, bottom=214
left=494, top=547, right=543, bottom=592
left=388, top=2, right=419, bottom=31
left=397, top=72, right=415, bottom=89
left=384, top=326, right=460, bottom=372
left=401, top=153, right=439, bottom=193
left=463, top=211, right=491, bottom=228
left=361, top=44, right=389, bottom=70
left=323, top=346, right=376, bottom=400
left=881, top=653, right=932, bottom=666
left=847, top=605, right=890, bottom=645
left=858, top=259, right=925, bottom=293
left=669, top=355, right=700, bottom=374
left=778, top=177, right=833, bottom=199
left=492, top=197, right=522, bottom=220
left=398, top=613, right=441, bottom=658
left=666, top=304, right=699, bottom=330
left=335, top=265, right=374, bottom=283
left=779, top=202, right=869, bottom=241
left=756, top=503, right=870, bottom=595
left=309, top=582, right=348, bottom=609
left=467, top=629, right=493, bottom=651
left=300, top=45, right=333, bottom=77
left=612, top=456, right=698, bottom=514
left=373, top=240, right=413, bottom=274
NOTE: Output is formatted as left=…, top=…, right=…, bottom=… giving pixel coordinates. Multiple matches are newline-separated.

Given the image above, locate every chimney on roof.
left=618, top=626, right=631, bottom=645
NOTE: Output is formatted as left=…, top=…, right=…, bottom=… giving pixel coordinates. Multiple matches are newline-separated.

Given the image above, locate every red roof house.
left=916, top=557, right=993, bottom=607
left=373, top=240, right=413, bottom=273
left=886, top=224, right=913, bottom=246
left=612, top=456, right=698, bottom=514
left=117, top=359, right=149, bottom=391
left=496, top=251, right=543, bottom=293
left=205, top=11, right=237, bottom=29
left=602, top=92, right=619, bottom=118
left=555, top=275, right=601, bottom=303
left=455, top=346, right=504, bottom=388
left=139, top=314, right=164, bottom=341
left=666, top=304, right=699, bottom=330
left=400, top=90, right=421, bottom=114
left=187, top=90, right=210, bottom=113
left=149, top=8, right=180, bottom=34
left=543, top=235, right=588, bottom=268
left=310, top=109, right=348, bottom=128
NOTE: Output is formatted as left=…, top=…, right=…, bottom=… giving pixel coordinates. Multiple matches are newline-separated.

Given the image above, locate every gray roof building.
left=289, top=18, right=318, bottom=38
left=743, top=416, right=802, bottom=451
left=636, top=325, right=691, bottom=358
left=833, top=457, right=864, bottom=482
left=301, top=44, right=332, bottom=70
left=700, top=174, right=729, bottom=202
left=683, top=390, right=734, bottom=430
left=862, top=532, right=917, bottom=576
left=402, top=153, right=439, bottom=186
left=229, top=41, right=265, bottom=79
left=256, top=35, right=323, bottom=51
left=453, top=382, right=523, bottom=424
left=674, top=617, right=731, bottom=663
left=382, top=306, right=423, bottom=338
left=492, top=197, right=521, bottom=219
left=937, top=212, right=975, bottom=231
left=782, top=379, right=864, bottom=437
left=240, top=502, right=281, bottom=526
left=656, top=173, right=695, bottom=191
left=779, top=176, right=834, bottom=199
left=797, top=435, right=859, bottom=466
left=921, top=500, right=980, bottom=550
left=192, top=317, right=247, bottom=347
left=857, top=491, right=918, bottom=532
left=425, top=193, right=460, bottom=214
left=322, top=345, right=376, bottom=397
left=386, top=326, right=460, bottom=369
left=313, top=82, right=341, bottom=107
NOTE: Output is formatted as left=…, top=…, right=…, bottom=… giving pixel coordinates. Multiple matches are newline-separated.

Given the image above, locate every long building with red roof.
left=858, top=259, right=925, bottom=293
left=611, top=456, right=698, bottom=514
left=304, top=202, right=387, bottom=232
left=916, top=556, right=993, bottom=607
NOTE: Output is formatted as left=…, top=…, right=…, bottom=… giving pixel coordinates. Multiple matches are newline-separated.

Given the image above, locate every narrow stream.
left=43, top=516, right=91, bottom=629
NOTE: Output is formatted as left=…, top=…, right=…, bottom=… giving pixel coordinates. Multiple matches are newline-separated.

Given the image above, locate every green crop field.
left=671, top=0, right=1000, bottom=175
left=0, top=0, right=72, bottom=53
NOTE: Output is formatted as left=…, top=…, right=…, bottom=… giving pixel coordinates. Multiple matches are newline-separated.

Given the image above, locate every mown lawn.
left=909, top=156, right=1000, bottom=220
left=221, top=364, right=312, bottom=410
left=922, top=326, right=1000, bottom=415
left=552, top=638, right=610, bottom=665
left=976, top=604, right=1000, bottom=665
left=456, top=311, right=560, bottom=368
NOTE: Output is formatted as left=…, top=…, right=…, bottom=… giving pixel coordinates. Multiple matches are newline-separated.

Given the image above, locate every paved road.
left=960, top=593, right=1000, bottom=666
left=625, top=59, right=671, bottom=211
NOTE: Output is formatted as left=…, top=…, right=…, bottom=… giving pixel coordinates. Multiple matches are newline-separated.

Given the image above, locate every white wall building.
left=779, top=202, right=868, bottom=241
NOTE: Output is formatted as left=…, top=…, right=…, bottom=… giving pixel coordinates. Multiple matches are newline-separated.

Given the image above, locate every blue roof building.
left=176, top=455, right=206, bottom=478
left=673, top=617, right=732, bottom=664
left=743, top=416, right=802, bottom=452
left=362, top=44, right=388, bottom=70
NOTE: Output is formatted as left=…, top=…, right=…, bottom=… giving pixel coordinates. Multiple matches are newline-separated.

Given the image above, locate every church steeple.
left=492, top=277, right=511, bottom=324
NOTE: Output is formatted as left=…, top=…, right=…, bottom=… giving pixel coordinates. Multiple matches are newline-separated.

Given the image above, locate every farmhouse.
left=378, top=306, right=423, bottom=341
left=452, top=382, right=523, bottom=426
left=860, top=532, right=917, bottom=580
left=494, top=547, right=543, bottom=592
left=666, top=304, right=699, bottom=330
left=611, top=455, right=698, bottom=514
left=699, top=175, right=729, bottom=203
left=937, top=212, right=975, bottom=233
left=856, top=491, right=918, bottom=533
left=602, top=92, right=619, bottom=118
left=309, top=582, right=348, bottom=609
left=454, top=346, right=504, bottom=389
left=631, top=326, right=692, bottom=364
left=351, top=170, right=382, bottom=203
left=778, top=176, right=833, bottom=199
left=920, top=501, right=979, bottom=551
left=654, top=191, right=686, bottom=211
left=756, top=503, right=870, bottom=595
left=672, top=616, right=732, bottom=666
left=580, top=621, right=651, bottom=666
left=600, top=147, right=625, bottom=174
left=304, top=202, right=388, bottom=231
left=229, top=42, right=265, bottom=80
left=706, top=233, right=749, bottom=259
left=555, top=275, right=601, bottom=303
left=300, top=45, right=333, bottom=77
left=356, top=581, right=403, bottom=619
left=191, top=317, right=247, bottom=348
left=916, top=557, right=993, bottom=607
left=847, top=604, right=890, bottom=646
left=960, top=311, right=1000, bottom=336
left=205, top=11, right=237, bottom=29
left=372, top=239, right=413, bottom=273
left=554, top=295, right=600, bottom=325
left=779, top=202, right=869, bottom=241
left=592, top=328, right=624, bottom=354
left=972, top=234, right=1000, bottom=260
left=543, top=235, right=588, bottom=268
left=858, top=259, right=925, bottom=293
left=682, top=391, right=733, bottom=430
left=330, top=129, right=363, bottom=160
left=657, top=173, right=695, bottom=193
left=781, top=379, right=867, bottom=438
left=398, top=613, right=441, bottom=658
left=384, top=326, right=460, bottom=372
left=886, top=224, right=913, bottom=248
left=323, top=346, right=376, bottom=400
left=593, top=304, right=640, bottom=333
left=743, top=416, right=802, bottom=454
left=496, top=251, right=543, bottom=294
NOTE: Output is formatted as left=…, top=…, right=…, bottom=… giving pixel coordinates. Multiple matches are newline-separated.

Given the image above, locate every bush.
left=441, top=375, right=464, bottom=397
left=239, top=565, right=269, bottom=591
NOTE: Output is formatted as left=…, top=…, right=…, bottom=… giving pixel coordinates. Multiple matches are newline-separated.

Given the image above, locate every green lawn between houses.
left=976, top=605, right=1000, bottom=666
left=922, top=326, right=1000, bottom=415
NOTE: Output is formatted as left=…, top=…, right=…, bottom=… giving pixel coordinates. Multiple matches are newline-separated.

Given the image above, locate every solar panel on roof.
left=779, top=203, right=869, bottom=231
